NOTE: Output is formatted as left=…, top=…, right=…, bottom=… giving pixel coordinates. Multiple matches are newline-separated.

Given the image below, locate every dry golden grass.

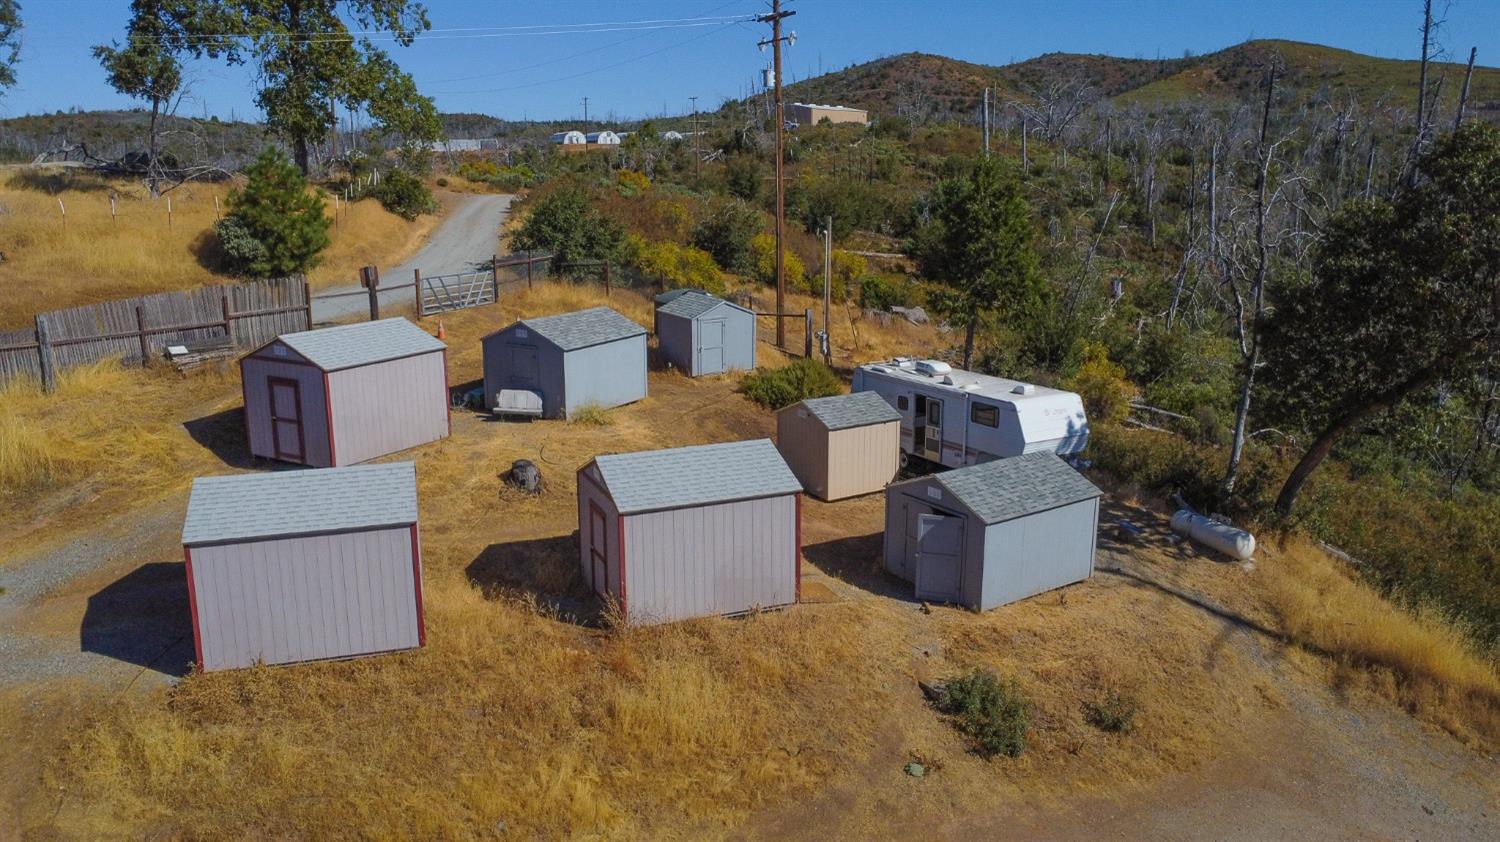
left=1259, top=539, right=1500, bottom=746
left=0, top=168, right=436, bottom=328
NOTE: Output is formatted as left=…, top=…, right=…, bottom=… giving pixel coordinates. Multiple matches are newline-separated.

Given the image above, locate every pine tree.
left=219, top=148, right=331, bottom=278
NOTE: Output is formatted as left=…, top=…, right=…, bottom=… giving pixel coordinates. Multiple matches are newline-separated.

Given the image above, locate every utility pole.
left=982, top=87, right=991, bottom=157
left=690, top=95, right=701, bottom=179
left=758, top=0, right=796, bottom=348
left=582, top=96, right=590, bottom=132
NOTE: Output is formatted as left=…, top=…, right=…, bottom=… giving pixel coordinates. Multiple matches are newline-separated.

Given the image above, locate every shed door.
left=698, top=319, right=725, bottom=374
left=588, top=503, right=609, bottom=596
left=915, top=513, right=964, bottom=603
left=509, top=344, right=539, bottom=387
left=267, top=376, right=305, bottom=462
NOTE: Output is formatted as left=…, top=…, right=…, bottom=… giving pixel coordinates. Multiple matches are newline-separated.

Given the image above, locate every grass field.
left=0, top=167, right=438, bottom=328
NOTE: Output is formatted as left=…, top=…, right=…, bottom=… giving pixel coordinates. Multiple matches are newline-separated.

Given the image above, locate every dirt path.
left=312, top=193, right=514, bottom=324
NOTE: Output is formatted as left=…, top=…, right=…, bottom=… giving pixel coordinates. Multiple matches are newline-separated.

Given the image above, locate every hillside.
left=782, top=39, right=1500, bottom=120
left=0, top=110, right=270, bottom=168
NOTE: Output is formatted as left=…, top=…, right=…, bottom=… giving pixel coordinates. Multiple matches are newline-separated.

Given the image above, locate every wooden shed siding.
left=775, top=408, right=829, bottom=499
left=560, top=336, right=648, bottom=415
left=242, top=354, right=331, bottom=466
left=621, top=494, right=797, bottom=625
left=979, top=497, right=1098, bottom=609
left=188, top=526, right=420, bottom=670
left=825, top=420, right=901, bottom=500
left=326, top=351, right=448, bottom=465
left=577, top=464, right=622, bottom=603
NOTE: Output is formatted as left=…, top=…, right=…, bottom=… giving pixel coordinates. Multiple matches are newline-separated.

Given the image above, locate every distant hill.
left=782, top=39, right=1500, bottom=121
left=0, top=109, right=270, bottom=167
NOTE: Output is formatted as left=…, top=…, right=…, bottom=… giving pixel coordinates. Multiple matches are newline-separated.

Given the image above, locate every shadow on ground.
left=184, top=407, right=255, bottom=469
left=465, top=534, right=601, bottom=625
left=801, top=532, right=915, bottom=601
left=81, top=562, right=194, bottom=677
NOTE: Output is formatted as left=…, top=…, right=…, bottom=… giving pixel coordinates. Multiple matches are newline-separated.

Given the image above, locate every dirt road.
left=312, top=193, right=513, bottom=324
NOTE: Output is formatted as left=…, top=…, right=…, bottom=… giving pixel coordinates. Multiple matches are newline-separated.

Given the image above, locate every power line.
left=126, top=14, right=751, bottom=43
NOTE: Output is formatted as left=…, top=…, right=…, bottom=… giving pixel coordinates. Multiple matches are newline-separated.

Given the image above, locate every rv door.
left=923, top=398, right=943, bottom=462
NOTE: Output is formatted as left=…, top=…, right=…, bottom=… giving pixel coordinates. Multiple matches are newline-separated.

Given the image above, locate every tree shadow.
left=192, top=229, right=230, bottom=274
left=81, top=562, right=195, bottom=677
left=183, top=407, right=257, bottom=469
left=465, top=533, right=602, bottom=625
left=802, top=532, right=916, bottom=601
left=8, top=168, right=116, bottom=194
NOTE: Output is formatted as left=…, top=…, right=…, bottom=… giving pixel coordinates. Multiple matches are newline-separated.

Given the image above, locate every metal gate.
left=421, top=270, right=496, bottom=316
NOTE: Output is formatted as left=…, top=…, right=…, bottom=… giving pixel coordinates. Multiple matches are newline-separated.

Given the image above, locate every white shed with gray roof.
left=883, top=452, right=1102, bottom=610
left=181, top=462, right=425, bottom=671
left=576, top=439, right=803, bottom=625
left=482, top=306, right=647, bottom=418
left=776, top=391, right=902, bottom=501
left=241, top=318, right=449, bottom=467
left=654, top=290, right=756, bottom=376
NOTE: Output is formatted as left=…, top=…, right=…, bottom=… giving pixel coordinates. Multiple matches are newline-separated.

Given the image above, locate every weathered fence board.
left=0, top=277, right=309, bottom=389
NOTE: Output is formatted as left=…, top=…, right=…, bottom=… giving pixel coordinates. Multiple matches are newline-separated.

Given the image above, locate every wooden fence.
left=0, top=276, right=309, bottom=390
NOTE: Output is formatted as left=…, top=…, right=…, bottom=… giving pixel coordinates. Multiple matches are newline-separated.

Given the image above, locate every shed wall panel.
left=824, top=420, right=901, bottom=500
left=775, top=407, right=830, bottom=499
left=561, top=335, right=647, bottom=416
left=242, top=356, right=331, bottom=466
left=656, top=312, right=694, bottom=372
left=712, top=303, right=757, bottom=373
left=189, top=526, right=420, bottom=670
left=980, top=498, right=1098, bottom=609
left=577, top=464, right=622, bottom=602
left=482, top=328, right=568, bottom=417
left=326, top=351, right=448, bottom=465
left=621, top=494, right=797, bottom=625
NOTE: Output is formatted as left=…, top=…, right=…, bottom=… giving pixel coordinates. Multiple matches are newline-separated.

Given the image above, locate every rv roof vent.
left=1011, top=383, right=1036, bottom=396
left=915, top=360, right=952, bottom=377
left=868, top=365, right=890, bottom=374
left=941, top=375, right=956, bottom=385
left=895, top=358, right=917, bottom=369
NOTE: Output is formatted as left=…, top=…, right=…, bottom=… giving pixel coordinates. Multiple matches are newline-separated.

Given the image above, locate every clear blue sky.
left=6, top=0, right=1498, bottom=123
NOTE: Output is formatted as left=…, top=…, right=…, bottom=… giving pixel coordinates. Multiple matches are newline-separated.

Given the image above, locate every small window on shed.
left=971, top=403, right=999, bottom=427
left=897, top=395, right=909, bottom=411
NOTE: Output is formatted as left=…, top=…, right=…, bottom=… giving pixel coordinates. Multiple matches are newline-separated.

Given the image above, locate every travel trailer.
left=851, top=359, right=1089, bottom=468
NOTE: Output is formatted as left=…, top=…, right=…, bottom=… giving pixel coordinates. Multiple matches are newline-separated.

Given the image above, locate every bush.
left=626, top=237, right=725, bottom=295
left=615, top=169, right=651, bottom=197
left=739, top=359, right=843, bottom=409
left=219, top=148, right=330, bottom=278
left=939, top=669, right=1030, bottom=758
left=1084, top=689, right=1138, bottom=734
left=691, top=199, right=762, bottom=274
left=508, top=188, right=624, bottom=273
left=1063, top=341, right=1135, bottom=425
left=369, top=169, right=437, bottom=220
left=569, top=404, right=614, bottom=426
left=858, top=273, right=911, bottom=311
left=725, top=155, right=762, bottom=202
left=749, top=232, right=805, bottom=287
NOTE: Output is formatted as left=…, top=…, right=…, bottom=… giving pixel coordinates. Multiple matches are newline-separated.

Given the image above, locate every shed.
left=776, top=391, right=901, bottom=501
left=576, top=439, right=803, bottom=625
left=883, top=452, right=1102, bottom=610
left=586, top=130, right=621, bottom=145
left=241, top=318, right=448, bottom=467
left=181, top=462, right=425, bottom=671
left=482, top=306, right=647, bottom=419
left=654, top=290, right=756, bottom=376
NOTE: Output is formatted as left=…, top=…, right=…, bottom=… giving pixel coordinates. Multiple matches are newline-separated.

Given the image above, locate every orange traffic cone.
left=437, top=320, right=447, bottom=341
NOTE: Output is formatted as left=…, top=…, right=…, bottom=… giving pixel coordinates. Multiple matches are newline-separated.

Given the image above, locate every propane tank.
left=1170, top=510, right=1256, bottom=560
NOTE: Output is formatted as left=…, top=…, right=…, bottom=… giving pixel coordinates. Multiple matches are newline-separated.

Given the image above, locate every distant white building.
left=586, top=130, right=621, bottom=145
left=788, top=102, right=869, bottom=127
left=660, top=130, right=684, bottom=141
left=550, top=130, right=587, bottom=145
left=428, top=139, right=484, bottom=152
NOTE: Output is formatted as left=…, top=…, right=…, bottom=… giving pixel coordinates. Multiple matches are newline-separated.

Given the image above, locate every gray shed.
left=241, top=318, right=449, bottom=467
left=576, top=438, right=803, bottom=625
left=776, top=391, right=902, bottom=501
left=883, top=452, right=1102, bottom=610
left=181, top=462, right=425, bottom=671
left=482, top=306, right=647, bottom=418
left=654, top=290, right=756, bottom=376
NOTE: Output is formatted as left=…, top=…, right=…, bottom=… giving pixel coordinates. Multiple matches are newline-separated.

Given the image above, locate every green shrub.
left=568, top=404, right=614, bottom=426
left=1063, top=341, right=1136, bottom=425
left=1084, top=689, right=1137, bottom=734
left=739, top=359, right=843, bottom=409
left=626, top=237, right=725, bottom=295
left=369, top=169, right=437, bottom=220
left=219, top=148, right=330, bottom=278
left=615, top=169, right=650, bottom=197
left=858, top=273, right=912, bottom=311
left=939, top=669, right=1030, bottom=758
left=749, top=232, right=805, bottom=287
left=508, top=188, right=624, bottom=273
left=691, top=199, right=762, bottom=274
left=725, top=155, right=762, bottom=202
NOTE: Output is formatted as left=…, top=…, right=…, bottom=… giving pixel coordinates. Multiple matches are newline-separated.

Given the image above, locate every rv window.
left=971, top=403, right=999, bottom=427
left=897, top=396, right=909, bottom=411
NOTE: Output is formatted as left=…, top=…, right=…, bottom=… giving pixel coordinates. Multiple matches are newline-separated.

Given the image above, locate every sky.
left=6, top=0, right=1499, bottom=124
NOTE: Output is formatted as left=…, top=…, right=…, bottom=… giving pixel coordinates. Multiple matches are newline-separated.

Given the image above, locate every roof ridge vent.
left=1011, top=383, right=1036, bottom=395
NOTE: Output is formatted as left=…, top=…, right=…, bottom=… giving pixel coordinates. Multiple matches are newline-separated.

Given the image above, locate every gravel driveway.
left=313, top=193, right=514, bottom=324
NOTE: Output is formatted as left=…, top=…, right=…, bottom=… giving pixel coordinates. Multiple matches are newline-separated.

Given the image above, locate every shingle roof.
left=276, top=318, right=445, bottom=371
left=592, top=439, right=802, bottom=514
left=182, top=462, right=418, bottom=545
left=930, top=452, right=1101, bottom=524
left=657, top=290, right=738, bottom=320
left=796, top=391, right=901, bottom=431
left=518, top=306, right=645, bottom=351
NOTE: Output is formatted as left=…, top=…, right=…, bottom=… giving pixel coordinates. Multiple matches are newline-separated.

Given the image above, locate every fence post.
left=222, top=291, right=235, bottom=346
left=413, top=269, right=423, bottom=319
left=361, top=265, right=381, bottom=321
left=35, top=314, right=55, bottom=393
left=526, top=251, right=533, bottom=290
left=604, top=262, right=611, bottom=297
left=804, top=308, right=814, bottom=359
left=492, top=254, right=501, bottom=302
left=302, top=279, right=313, bottom=330
left=136, top=305, right=151, bottom=368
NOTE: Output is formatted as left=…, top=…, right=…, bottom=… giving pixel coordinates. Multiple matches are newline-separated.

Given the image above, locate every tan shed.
left=776, top=391, right=902, bottom=501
